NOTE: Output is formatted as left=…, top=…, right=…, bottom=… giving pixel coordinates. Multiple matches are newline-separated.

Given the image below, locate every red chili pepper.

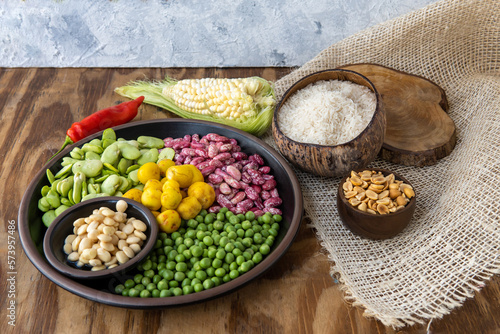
left=50, top=96, right=145, bottom=160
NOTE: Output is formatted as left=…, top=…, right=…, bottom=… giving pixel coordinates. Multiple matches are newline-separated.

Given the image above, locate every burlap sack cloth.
left=271, top=0, right=500, bottom=328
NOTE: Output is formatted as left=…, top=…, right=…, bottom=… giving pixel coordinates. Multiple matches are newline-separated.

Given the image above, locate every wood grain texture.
left=1, top=68, right=499, bottom=334
left=339, top=64, right=456, bottom=167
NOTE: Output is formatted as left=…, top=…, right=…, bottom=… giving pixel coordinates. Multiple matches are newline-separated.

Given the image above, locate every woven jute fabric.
left=271, top=0, right=500, bottom=328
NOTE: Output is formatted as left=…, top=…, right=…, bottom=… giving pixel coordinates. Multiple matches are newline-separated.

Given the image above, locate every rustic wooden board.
left=339, top=63, right=456, bottom=166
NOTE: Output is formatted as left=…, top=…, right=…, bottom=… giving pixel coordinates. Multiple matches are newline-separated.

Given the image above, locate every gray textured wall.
left=1, top=0, right=438, bottom=67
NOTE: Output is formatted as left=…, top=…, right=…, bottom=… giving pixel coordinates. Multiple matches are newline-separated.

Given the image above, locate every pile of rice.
left=277, top=80, right=377, bottom=146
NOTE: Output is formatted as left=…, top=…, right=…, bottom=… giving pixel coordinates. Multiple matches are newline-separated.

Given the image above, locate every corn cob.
left=114, top=76, right=276, bottom=137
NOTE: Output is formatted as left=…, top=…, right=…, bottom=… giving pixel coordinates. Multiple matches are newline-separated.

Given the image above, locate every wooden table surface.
left=2, top=67, right=500, bottom=334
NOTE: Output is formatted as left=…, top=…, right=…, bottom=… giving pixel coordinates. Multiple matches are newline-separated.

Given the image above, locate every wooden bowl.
left=337, top=168, right=416, bottom=240
left=43, top=196, right=158, bottom=280
left=272, top=69, right=385, bottom=177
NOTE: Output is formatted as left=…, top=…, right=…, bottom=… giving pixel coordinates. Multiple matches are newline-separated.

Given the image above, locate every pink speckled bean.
left=200, top=166, right=216, bottom=177
left=208, top=173, right=224, bottom=184
left=236, top=199, right=254, bottom=212
left=244, top=186, right=260, bottom=201
left=208, top=144, right=219, bottom=158
left=230, top=192, right=246, bottom=204
left=250, top=208, right=265, bottom=217
left=191, top=134, right=200, bottom=142
left=184, top=155, right=192, bottom=164
left=259, top=166, right=271, bottom=174
left=213, top=152, right=231, bottom=161
left=254, top=198, right=264, bottom=210
left=219, top=183, right=232, bottom=195
left=205, top=133, right=230, bottom=142
left=190, top=142, right=205, bottom=150
left=226, top=165, right=241, bottom=181
left=209, top=159, right=224, bottom=168
left=232, top=152, right=247, bottom=161
left=263, top=174, right=274, bottom=181
left=238, top=181, right=249, bottom=189
left=265, top=207, right=282, bottom=215
left=181, top=148, right=197, bottom=156
left=219, top=143, right=233, bottom=152
left=223, top=175, right=241, bottom=189
left=262, top=179, right=277, bottom=191
left=243, top=161, right=259, bottom=171
left=270, top=188, right=280, bottom=198
left=241, top=172, right=252, bottom=184
left=217, top=194, right=235, bottom=210
left=209, top=206, right=222, bottom=213
left=195, top=149, right=208, bottom=158
left=261, top=190, right=271, bottom=200
left=196, top=160, right=211, bottom=170
left=264, top=197, right=282, bottom=208
left=190, top=157, right=205, bottom=166
left=174, top=153, right=186, bottom=164
left=249, top=154, right=264, bottom=166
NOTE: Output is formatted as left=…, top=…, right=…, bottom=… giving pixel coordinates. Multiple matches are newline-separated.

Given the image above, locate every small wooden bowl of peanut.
left=43, top=196, right=158, bottom=280
left=337, top=168, right=416, bottom=240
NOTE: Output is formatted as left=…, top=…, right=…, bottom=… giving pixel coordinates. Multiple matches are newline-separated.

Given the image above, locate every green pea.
left=121, top=289, right=129, bottom=296
left=128, top=288, right=140, bottom=297
left=157, top=279, right=169, bottom=291
left=200, top=258, right=212, bottom=269
left=141, top=277, right=151, bottom=286
left=172, top=287, right=183, bottom=296
left=152, top=289, right=161, bottom=298
left=215, top=268, right=226, bottom=278
left=252, top=252, right=263, bottom=264
left=161, top=269, right=174, bottom=281
left=152, top=274, right=162, bottom=284
left=166, top=261, right=176, bottom=270
left=212, top=258, right=223, bottom=269
left=203, top=279, right=215, bottom=290
left=174, top=271, right=186, bottom=282
left=124, top=279, right=136, bottom=289
left=222, top=274, right=231, bottom=283
left=137, top=136, right=165, bottom=149
left=253, top=233, right=263, bottom=245
left=193, top=283, right=204, bottom=293
left=140, top=290, right=151, bottom=298
left=114, top=284, right=125, bottom=294
left=259, top=244, right=271, bottom=255
left=134, top=274, right=144, bottom=284
left=211, top=277, right=221, bottom=286
left=169, top=281, right=179, bottom=288
left=273, top=214, right=283, bottom=222
left=245, top=211, right=256, bottom=221
left=137, top=148, right=159, bottom=166
left=232, top=248, right=242, bottom=257
left=160, top=289, right=172, bottom=298
left=176, top=262, right=188, bottom=272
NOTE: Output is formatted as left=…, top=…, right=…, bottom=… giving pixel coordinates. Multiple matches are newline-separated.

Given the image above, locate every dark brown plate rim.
left=18, top=118, right=304, bottom=309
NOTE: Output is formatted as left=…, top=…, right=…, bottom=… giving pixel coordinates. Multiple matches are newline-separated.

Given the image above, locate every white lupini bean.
left=63, top=200, right=148, bottom=271
left=116, top=200, right=128, bottom=213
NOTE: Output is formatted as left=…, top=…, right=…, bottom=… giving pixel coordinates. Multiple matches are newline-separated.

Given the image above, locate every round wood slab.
left=339, top=63, right=456, bottom=166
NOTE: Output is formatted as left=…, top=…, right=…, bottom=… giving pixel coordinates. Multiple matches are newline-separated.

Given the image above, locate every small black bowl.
left=43, top=196, right=158, bottom=280
left=337, top=168, right=416, bottom=240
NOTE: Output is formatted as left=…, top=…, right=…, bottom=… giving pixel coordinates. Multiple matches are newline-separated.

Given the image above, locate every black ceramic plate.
left=18, top=119, right=303, bottom=309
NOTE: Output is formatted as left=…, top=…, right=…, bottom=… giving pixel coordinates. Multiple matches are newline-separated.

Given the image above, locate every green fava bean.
left=128, top=169, right=139, bottom=183
left=46, top=190, right=61, bottom=208
left=55, top=205, right=70, bottom=216
left=158, top=147, right=175, bottom=161
left=42, top=210, right=57, bottom=227
left=101, top=142, right=120, bottom=165
left=54, top=164, right=73, bottom=179
left=81, top=193, right=108, bottom=202
left=82, top=143, right=103, bottom=154
left=72, top=172, right=86, bottom=204
left=103, top=163, right=120, bottom=174
left=137, top=148, right=159, bottom=166
left=137, top=136, right=165, bottom=149
left=61, top=157, right=79, bottom=167
left=60, top=198, right=73, bottom=207
left=57, top=176, right=74, bottom=197
left=101, top=174, right=122, bottom=195
left=117, top=158, right=133, bottom=175
left=38, top=197, right=51, bottom=212
left=70, top=147, right=84, bottom=160
left=101, top=128, right=117, bottom=148
left=117, top=142, right=142, bottom=160
left=72, top=160, right=103, bottom=178
left=87, top=183, right=101, bottom=194
left=118, top=176, right=131, bottom=193
left=46, top=169, right=56, bottom=185
left=88, top=138, right=102, bottom=147
left=85, top=151, right=101, bottom=160
left=41, top=185, right=51, bottom=197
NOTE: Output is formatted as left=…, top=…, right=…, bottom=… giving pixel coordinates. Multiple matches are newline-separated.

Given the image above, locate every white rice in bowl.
left=277, top=79, right=377, bottom=146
